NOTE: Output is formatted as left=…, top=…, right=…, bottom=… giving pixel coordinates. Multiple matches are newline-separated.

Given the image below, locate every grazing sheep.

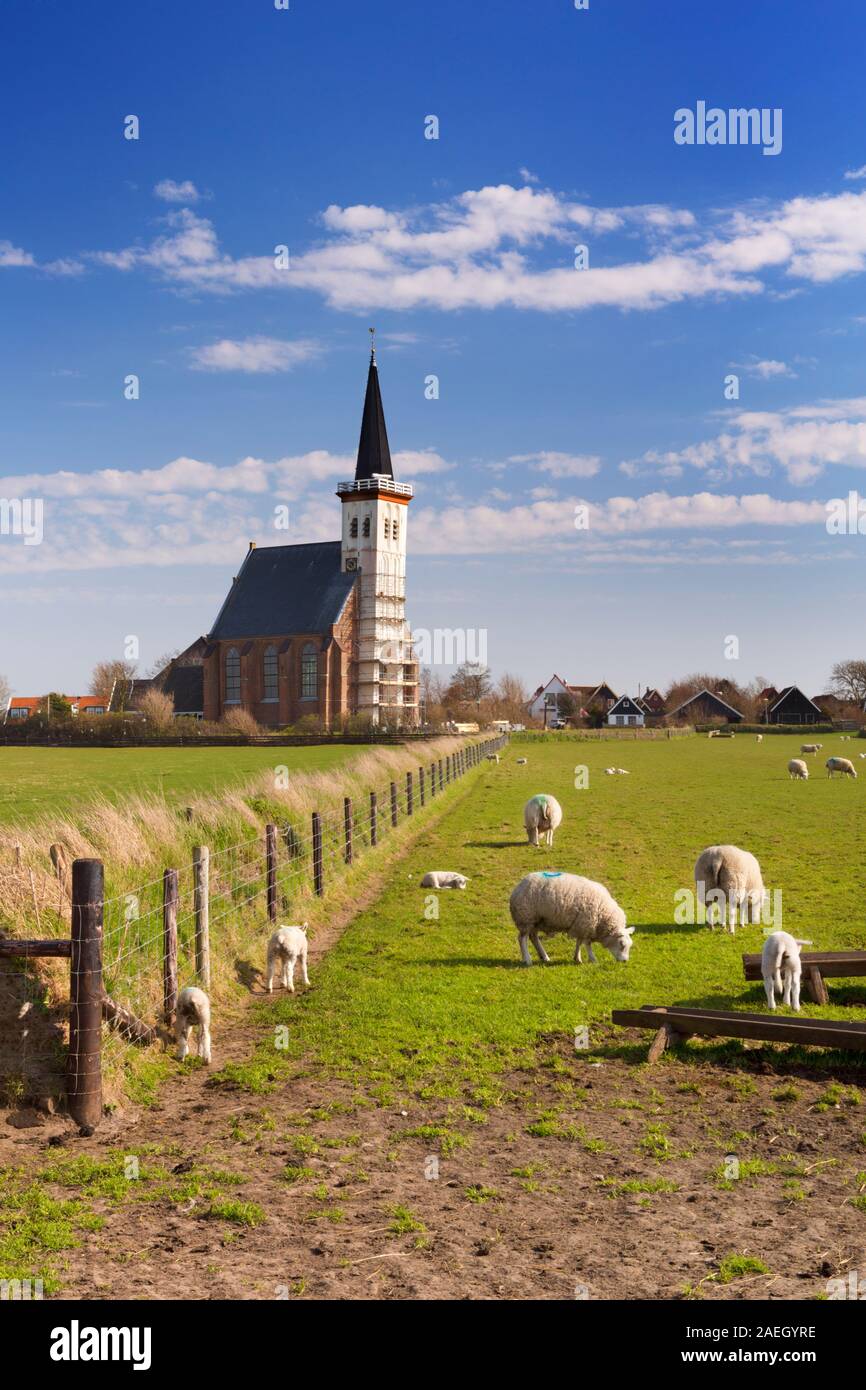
left=615, top=768, right=630, bottom=775
left=761, top=931, right=810, bottom=1011
left=516, top=757, right=528, bottom=765
left=176, top=986, right=212, bottom=1064
left=486, top=753, right=501, bottom=764
left=788, top=758, right=809, bottom=780
left=860, top=753, right=866, bottom=760
left=604, top=767, right=616, bottom=775
left=266, top=923, right=310, bottom=993
left=420, top=871, right=469, bottom=890
left=509, top=870, right=634, bottom=967
left=801, top=743, right=823, bottom=754
left=523, top=794, right=563, bottom=848
left=826, top=756, right=857, bottom=779
left=694, top=844, right=765, bottom=932
left=755, top=734, right=763, bottom=743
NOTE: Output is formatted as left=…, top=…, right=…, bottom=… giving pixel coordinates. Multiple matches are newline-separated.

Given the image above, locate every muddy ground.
left=3, top=1017, right=865, bottom=1301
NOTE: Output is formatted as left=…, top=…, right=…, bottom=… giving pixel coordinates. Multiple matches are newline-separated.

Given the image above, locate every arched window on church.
left=392, top=516, right=399, bottom=543
left=263, top=644, right=278, bottom=701
left=362, top=516, right=370, bottom=538
left=384, top=517, right=390, bottom=539
left=225, top=647, right=241, bottom=703
left=301, top=644, right=318, bottom=700
left=350, top=516, right=358, bottom=538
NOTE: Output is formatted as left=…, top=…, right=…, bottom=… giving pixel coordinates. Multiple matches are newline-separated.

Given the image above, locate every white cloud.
left=0, top=240, right=36, bottom=268
left=154, top=179, right=204, bottom=204
left=13, top=179, right=866, bottom=314
left=518, top=167, right=540, bottom=185
left=621, top=395, right=866, bottom=486
left=190, top=336, right=322, bottom=373
left=731, top=357, right=797, bottom=380
left=509, top=450, right=602, bottom=478
left=844, top=165, right=866, bottom=181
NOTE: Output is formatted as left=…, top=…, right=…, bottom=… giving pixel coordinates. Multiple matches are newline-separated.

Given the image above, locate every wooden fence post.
left=430, top=762, right=436, bottom=796
left=419, top=765, right=425, bottom=807
left=266, top=823, right=277, bottom=922
left=390, top=780, right=398, bottom=828
left=193, top=845, right=210, bottom=988
left=312, top=812, right=324, bottom=896
left=438, top=758, right=444, bottom=792
left=344, top=796, right=353, bottom=865
left=68, top=858, right=103, bottom=1133
left=163, top=868, right=178, bottom=1024
left=406, top=770, right=413, bottom=815
left=370, top=790, right=378, bottom=846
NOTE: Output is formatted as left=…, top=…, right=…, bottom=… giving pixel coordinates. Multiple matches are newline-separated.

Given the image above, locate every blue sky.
left=2, top=0, right=866, bottom=698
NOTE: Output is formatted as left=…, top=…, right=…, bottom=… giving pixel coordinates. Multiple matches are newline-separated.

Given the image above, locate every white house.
left=607, top=694, right=645, bottom=728
left=526, top=673, right=572, bottom=722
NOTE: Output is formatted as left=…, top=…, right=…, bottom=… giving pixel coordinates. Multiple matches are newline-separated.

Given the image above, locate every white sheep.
left=615, top=768, right=630, bottom=775
left=761, top=931, right=811, bottom=1011
left=859, top=753, right=866, bottom=760
left=604, top=767, right=617, bottom=775
left=826, top=756, right=857, bottom=779
left=788, top=758, right=809, bottom=780
left=509, top=870, right=634, bottom=967
left=755, top=734, right=763, bottom=743
left=176, top=986, right=212, bottom=1064
left=523, top=794, right=563, bottom=848
left=516, top=757, right=528, bottom=765
left=801, top=743, right=823, bottom=754
left=486, top=753, right=500, bottom=764
left=420, top=871, right=469, bottom=890
left=266, top=923, right=310, bottom=993
left=694, top=844, right=766, bottom=932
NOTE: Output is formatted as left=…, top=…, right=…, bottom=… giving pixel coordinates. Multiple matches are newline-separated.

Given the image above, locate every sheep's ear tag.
left=541, top=871, right=562, bottom=878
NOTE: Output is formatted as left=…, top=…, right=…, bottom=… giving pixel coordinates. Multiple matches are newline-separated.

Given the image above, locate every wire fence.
left=0, top=737, right=506, bottom=1124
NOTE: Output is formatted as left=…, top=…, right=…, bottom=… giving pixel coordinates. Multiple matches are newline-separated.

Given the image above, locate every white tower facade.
left=337, top=347, right=419, bottom=726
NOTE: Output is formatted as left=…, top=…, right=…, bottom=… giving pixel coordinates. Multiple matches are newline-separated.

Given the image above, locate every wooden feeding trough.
left=611, top=1004, right=866, bottom=1063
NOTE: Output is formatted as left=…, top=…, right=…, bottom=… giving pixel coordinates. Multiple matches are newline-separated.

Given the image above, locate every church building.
left=200, top=345, right=419, bottom=729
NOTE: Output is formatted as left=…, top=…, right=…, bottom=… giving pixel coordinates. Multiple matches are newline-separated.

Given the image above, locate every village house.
left=668, top=687, right=744, bottom=724
left=762, top=685, right=824, bottom=725
left=606, top=694, right=645, bottom=727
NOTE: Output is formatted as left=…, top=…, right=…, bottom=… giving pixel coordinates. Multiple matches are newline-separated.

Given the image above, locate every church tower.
left=337, top=338, right=419, bottom=726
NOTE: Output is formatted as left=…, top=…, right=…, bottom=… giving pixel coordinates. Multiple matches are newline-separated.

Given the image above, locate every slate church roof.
left=208, top=541, right=356, bottom=641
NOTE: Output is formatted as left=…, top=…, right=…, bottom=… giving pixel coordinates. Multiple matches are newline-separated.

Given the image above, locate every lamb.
left=523, top=794, right=563, bottom=848
left=266, top=923, right=310, bottom=993
left=694, top=844, right=765, bottom=932
left=801, top=743, right=823, bottom=754
left=615, top=768, right=630, bottom=775
left=826, top=756, right=857, bottom=779
left=509, top=870, right=634, bottom=967
left=420, top=871, right=469, bottom=890
left=516, top=757, right=528, bottom=765
left=486, top=753, right=500, bottom=764
left=755, top=734, right=763, bottom=743
left=788, top=758, right=809, bottom=780
left=761, top=931, right=810, bottom=1011
left=604, top=767, right=617, bottom=775
left=175, top=986, right=212, bottom=1064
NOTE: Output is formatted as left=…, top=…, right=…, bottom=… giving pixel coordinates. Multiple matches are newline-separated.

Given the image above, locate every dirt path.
left=4, top=1023, right=865, bottom=1301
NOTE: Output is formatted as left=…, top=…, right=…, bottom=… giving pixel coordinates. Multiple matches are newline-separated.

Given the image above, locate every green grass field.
left=0, top=744, right=365, bottom=825
left=259, top=732, right=866, bottom=1101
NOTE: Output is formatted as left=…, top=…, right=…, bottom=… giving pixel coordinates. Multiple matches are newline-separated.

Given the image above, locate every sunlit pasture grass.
left=263, top=732, right=866, bottom=1099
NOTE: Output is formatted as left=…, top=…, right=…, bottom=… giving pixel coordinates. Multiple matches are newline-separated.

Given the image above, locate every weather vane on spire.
left=369, top=326, right=376, bottom=362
